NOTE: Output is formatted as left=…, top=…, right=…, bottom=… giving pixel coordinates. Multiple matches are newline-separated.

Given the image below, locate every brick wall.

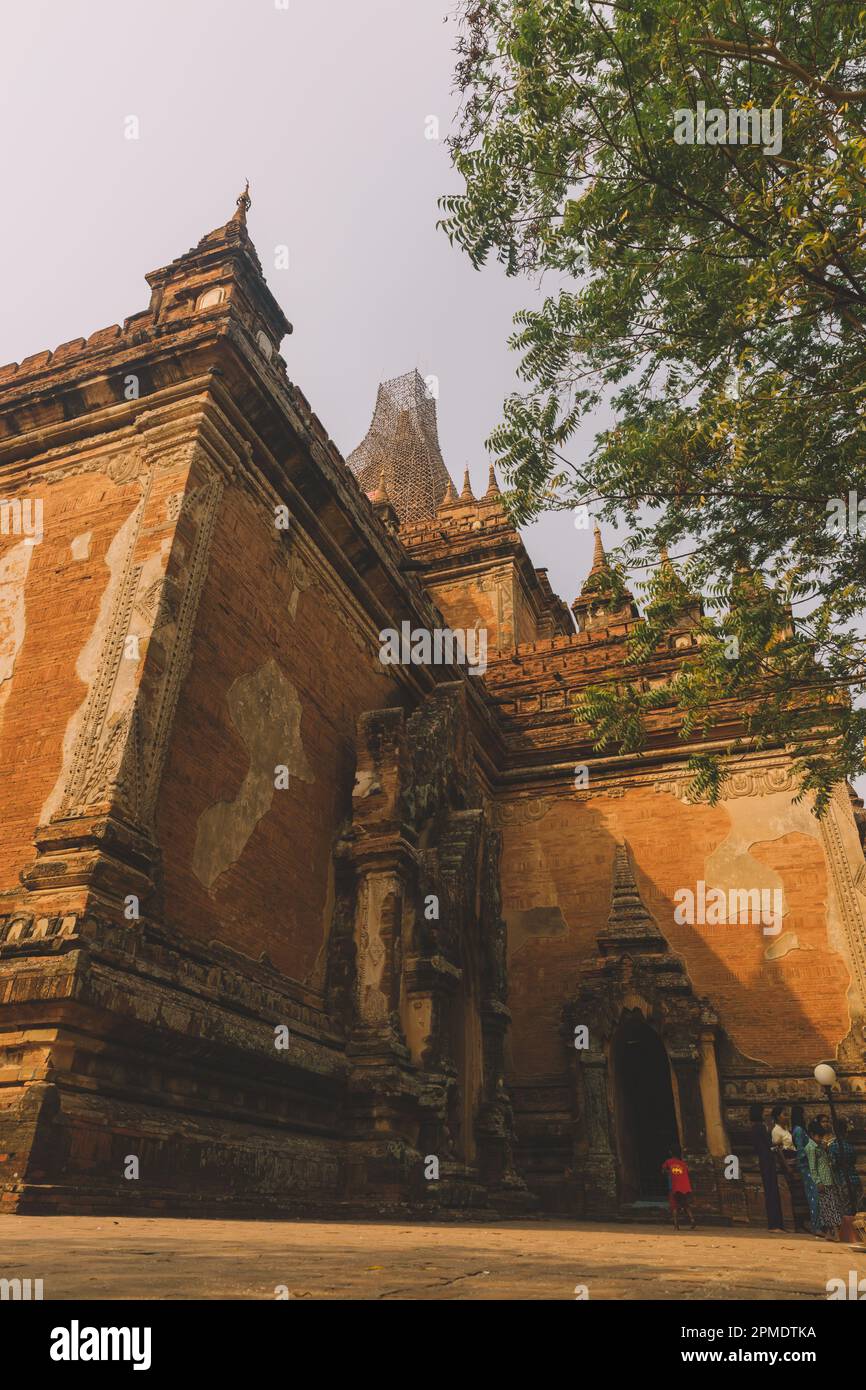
left=500, top=785, right=853, bottom=1087
left=155, top=479, right=398, bottom=984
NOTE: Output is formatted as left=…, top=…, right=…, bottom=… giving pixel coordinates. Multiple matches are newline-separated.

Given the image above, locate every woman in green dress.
left=806, top=1120, right=844, bottom=1241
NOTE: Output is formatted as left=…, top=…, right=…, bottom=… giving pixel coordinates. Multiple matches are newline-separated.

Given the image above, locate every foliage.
left=441, top=0, right=866, bottom=807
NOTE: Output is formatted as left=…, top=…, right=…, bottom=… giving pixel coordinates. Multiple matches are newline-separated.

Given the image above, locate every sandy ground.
left=1, top=1215, right=865, bottom=1300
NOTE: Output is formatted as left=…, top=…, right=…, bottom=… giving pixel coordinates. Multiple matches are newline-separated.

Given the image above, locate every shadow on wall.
left=502, top=790, right=853, bottom=1088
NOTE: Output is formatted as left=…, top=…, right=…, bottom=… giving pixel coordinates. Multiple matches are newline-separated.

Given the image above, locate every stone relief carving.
left=559, top=759, right=800, bottom=804
left=52, top=451, right=224, bottom=833
left=58, top=539, right=143, bottom=818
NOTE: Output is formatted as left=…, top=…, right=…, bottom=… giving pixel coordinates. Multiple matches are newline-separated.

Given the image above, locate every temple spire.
left=231, top=180, right=251, bottom=226
left=439, top=475, right=458, bottom=508
left=485, top=462, right=501, bottom=498
left=596, top=843, right=670, bottom=956
left=460, top=467, right=475, bottom=503
left=571, top=522, right=639, bottom=634
left=591, top=522, right=606, bottom=572
left=648, top=543, right=704, bottom=630
left=143, top=183, right=292, bottom=347
left=369, top=462, right=388, bottom=505
left=367, top=461, right=398, bottom=533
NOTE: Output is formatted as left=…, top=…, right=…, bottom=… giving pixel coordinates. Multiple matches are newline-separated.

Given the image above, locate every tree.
left=440, top=0, right=866, bottom=811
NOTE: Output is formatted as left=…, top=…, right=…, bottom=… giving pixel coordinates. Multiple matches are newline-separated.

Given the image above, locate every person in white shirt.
left=771, top=1105, right=794, bottom=1150
left=772, top=1104, right=811, bottom=1232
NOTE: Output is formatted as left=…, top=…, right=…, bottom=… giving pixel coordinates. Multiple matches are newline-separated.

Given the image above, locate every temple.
left=0, top=194, right=864, bottom=1222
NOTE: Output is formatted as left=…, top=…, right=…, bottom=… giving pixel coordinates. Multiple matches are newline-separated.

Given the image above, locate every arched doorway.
left=613, top=1014, right=680, bottom=1204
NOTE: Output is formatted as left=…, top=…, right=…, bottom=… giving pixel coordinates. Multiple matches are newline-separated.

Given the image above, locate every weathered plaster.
left=70, top=532, right=92, bottom=561
left=765, top=931, right=812, bottom=961
left=0, top=537, right=34, bottom=738
left=704, top=802, right=789, bottom=930
left=192, top=658, right=313, bottom=892
left=709, top=790, right=846, bottom=974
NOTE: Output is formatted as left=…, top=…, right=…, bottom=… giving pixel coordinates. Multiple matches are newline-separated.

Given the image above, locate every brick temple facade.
left=1, top=194, right=864, bottom=1221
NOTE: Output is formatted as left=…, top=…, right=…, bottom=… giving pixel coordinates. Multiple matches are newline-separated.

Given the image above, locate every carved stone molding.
left=39, top=444, right=149, bottom=489
left=819, top=790, right=866, bottom=1016
left=659, top=763, right=797, bottom=803
left=492, top=797, right=554, bottom=828
left=565, top=757, right=799, bottom=804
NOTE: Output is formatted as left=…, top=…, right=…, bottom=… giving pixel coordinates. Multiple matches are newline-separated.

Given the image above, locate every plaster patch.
left=0, top=536, right=35, bottom=737
left=353, top=769, right=380, bottom=799
left=704, top=789, right=856, bottom=1058
left=70, top=531, right=92, bottom=561
left=704, top=795, right=792, bottom=932
left=192, top=658, right=314, bottom=893
left=764, top=931, right=812, bottom=961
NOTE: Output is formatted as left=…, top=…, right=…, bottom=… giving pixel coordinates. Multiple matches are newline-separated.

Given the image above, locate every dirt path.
left=2, top=1215, right=864, bottom=1300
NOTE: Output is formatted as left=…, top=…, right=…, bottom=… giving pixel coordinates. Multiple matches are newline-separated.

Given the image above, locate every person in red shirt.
left=661, top=1145, right=697, bottom=1230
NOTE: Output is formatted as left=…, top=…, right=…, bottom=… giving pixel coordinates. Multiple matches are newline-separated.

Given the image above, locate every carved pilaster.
left=334, top=686, right=522, bottom=1208
left=669, top=1047, right=708, bottom=1154
left=819, top=788, right=866, bottom=1023
left=23, top=413, right=227, bottom=916
left=579, top=1053, right=618, bottom=1214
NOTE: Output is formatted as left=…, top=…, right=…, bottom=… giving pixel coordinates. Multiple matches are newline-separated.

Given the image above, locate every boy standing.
left=662, top=1145, right=697, bottom=1230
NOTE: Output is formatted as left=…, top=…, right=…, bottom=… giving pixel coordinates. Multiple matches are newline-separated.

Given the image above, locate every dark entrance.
left=613, top=1015, right=680, bottom=1203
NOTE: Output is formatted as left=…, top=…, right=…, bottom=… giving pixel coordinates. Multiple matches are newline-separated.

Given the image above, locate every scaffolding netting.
left=347, top=369, right=453, bottom=525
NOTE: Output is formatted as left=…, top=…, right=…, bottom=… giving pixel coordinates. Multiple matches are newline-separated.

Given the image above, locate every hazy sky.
left=0, top=0, right=606, bottom=607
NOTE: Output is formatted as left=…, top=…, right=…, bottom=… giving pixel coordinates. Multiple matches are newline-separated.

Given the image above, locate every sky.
left=0, top=0, right=608, bottom=608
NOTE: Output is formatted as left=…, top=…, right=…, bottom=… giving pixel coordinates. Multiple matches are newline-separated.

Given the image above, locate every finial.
left=369, top=462, right=389, bottom=505
left=232, top=180, right=251, bottom=224
left=591, top=522, right=606, bottom=571
left=485, top=462, right=501, bottom=498
left=460, top=467, right=475, bottom=503
left=440, top=476, right=458, bottom=509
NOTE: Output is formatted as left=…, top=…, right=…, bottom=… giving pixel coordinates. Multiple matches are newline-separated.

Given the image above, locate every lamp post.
left=813, top=1062, right=857, bottom=1215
